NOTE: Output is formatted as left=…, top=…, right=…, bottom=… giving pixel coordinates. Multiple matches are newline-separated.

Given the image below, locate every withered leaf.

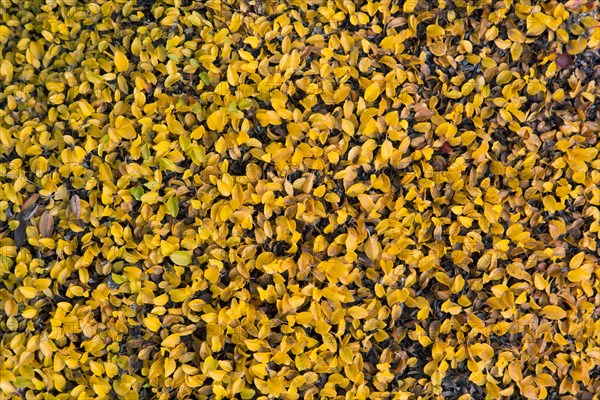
left=70, top=194, right=81, bottom=218
left=39, top=211, right=54, bottom=238
left=21, top=194, right=39, bottom=214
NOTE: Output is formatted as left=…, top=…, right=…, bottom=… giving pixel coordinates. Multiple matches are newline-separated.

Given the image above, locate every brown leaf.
left=300, top=46, right=314, bottom=58
left=19, top=194, right=39, bottom=220
left=21, top=194, right=39, bottom=213
left=414, top=104, right=434, bottom=121
left=565, top=0, right=586, bottom=10
left=386, top=17, right=405, bottom=30
left=440, top=141, right=453, bottom=154
left=556, top=53, right=573, bottom=68
left=70, top=195, right=81, bottom=218
left=39, top=211, right=54, bottom=238
left=253, top=0, right=264, bottom=14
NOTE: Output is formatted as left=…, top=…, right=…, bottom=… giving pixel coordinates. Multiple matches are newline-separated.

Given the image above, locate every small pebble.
left=106, top=276, right=120, bottom=289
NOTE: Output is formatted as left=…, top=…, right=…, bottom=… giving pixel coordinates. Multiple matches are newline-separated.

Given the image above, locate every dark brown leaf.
left=13, top=218, right=27, bottom=249
left=440, top=141, right=453, bottom=154
left=556, top=53, right=573, bottom=68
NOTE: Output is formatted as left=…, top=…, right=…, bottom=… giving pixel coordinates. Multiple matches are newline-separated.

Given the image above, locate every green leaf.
left=145, top=181, right=158, bottom=190
left=166, top=196, right=179, bottom=218
left=228, top=101, right=237, bottom=113
left=141, top=144, right=150, bottom=160
left=188, top=145, right=206, bottom=166
left=240, top=389, right=256, bottom=399
left=237, top=98, right=253, bottom=110
left=169, top=251, right=191, bottom=266
left=159, top=158, right=181, bottom=172
left=191, top=103, right=202, bottom=114
left=130, top=187, right=144, bottom=200
left=200, top=72, right=211, bottom=85
left=179, top=135, right=191, bottom=152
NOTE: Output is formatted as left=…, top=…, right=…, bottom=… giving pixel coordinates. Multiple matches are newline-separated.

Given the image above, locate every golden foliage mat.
left=0, top=0, right=599, bottom=399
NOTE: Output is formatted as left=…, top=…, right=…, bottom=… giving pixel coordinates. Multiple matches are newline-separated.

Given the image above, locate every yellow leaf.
left=569, top=252, right=585, bottom=269
left=79, top=100, right=95, bottom=117
left=435, top=122, right=457, bottom=139
left=114, top=50, right=129, bottom=72
left=589, top=27, right=600, bottom=48
left=507, top=28, right=526, bottom=43
left=21, top=307, right=37, bottom=318
left=240, top=388, right=256, bottom=399
left=164, top=358, right=176, bottom=377
left=113, top=378, right=131, bottom=396
left=105, top=363, right=118, bottom=379
left=364, top=235, right=381, bottom=261
left=387, top=288, right=409, bottom=305
left=115, top=116, right=136, bottom=139
left=170, top=287, right=190, bottom=302
left=567, top=37, right=587, bottom=55
left=414, top=122, right=431, bottom=132
left=364, top=82, right=381, bottom=103
left=526, top=14, right=547, bottom=36
left=540, top=305, right=567, bottom=320
left=542, top=195, right=565, bottom=212
left=161, top=333, right=180, bottom=348
left=496, top=70, right=513, bottom=85
left=346, top=183, right=367, bottom=196
left=339, top=346, right=353, bottom=364
left=89, top=361, right=104, bottom=376
left=441, top=300, right=462, bottom=315
left=533, top=273, right=548, bottom=290
left=0, top=60, right=14, bottom=83
left=522, top=383, right=539, bottom=399
left=426, top=24, right=445, bottom=38
left=93, top=382, right=110, bottom=397
left=20, top=287, right=38, bottom=299
left=381, top=139, right=393, bottom=160
left=536, top=373, right=556, bottom=387
left=567, top=267, right=591, bottom=283
left=348, top=306, right=369, bottom=319
left=85, top=70, right=102, bottom=84
left=143, top=316, right=162, bottom=332
left=318, top=259, right=348, bottom=282
left=472, top=141, right=489, bottom=161
left=260, top=110, right=283, bottom=126
left=207, top=109, right=226, bottom=132
left=169, top=251, right=192, bottom=266
left=403, top=0, right=417, bottom=12
left=322, top=332, right=337, bottom=352
left=508, top=362, right=523, bottom=383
